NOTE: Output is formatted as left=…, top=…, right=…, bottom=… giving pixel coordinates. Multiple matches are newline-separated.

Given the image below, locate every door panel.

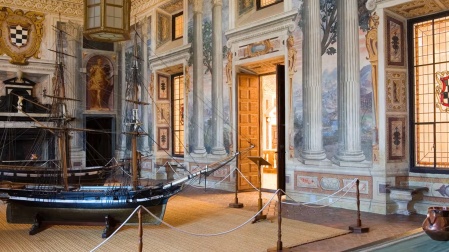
left=238, top=74, right=260, bottom=190
left=276, top=65, right=286, bottom=191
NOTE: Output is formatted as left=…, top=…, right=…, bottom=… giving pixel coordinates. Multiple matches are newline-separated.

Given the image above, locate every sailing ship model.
left=0, top=24, right=245, bottom=232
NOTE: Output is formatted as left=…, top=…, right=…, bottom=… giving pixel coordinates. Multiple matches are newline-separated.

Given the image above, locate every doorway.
left=85, top=116, right=114, bottom=167
left=237, top=65, right=286, bottom=191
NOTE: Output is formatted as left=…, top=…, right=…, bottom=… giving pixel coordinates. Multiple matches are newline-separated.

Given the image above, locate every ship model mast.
left=126, top=30, right=148, bottom=190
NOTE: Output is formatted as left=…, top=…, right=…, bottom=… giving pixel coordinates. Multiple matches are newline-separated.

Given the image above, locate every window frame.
left=172, top=12, right=183, bottom=41
left=256, top=0, right=283, bottom=11
left=171, top=73, right=184, bottom=157
left=409, top=11, right=449, bottom=174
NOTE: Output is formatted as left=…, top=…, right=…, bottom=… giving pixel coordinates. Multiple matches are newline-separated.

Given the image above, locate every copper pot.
left=422, top=206, right=449, bottom=241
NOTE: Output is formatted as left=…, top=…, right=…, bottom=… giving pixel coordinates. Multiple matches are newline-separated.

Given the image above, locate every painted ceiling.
left=387, top=0, right=449, bottom=18
left=239, top=56, right=285, bottom=75
left=0, top=0, right=164, bottom=18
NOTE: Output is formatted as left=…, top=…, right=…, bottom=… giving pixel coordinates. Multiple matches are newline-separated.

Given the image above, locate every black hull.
left=1, top=185, right=182, bottom=225
left=6, top=199, right=167, bottom=225
left=0, top=166, right=112, bottom=184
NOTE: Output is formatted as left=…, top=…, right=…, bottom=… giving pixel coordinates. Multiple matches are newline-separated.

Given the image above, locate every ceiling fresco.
left=387, top=0, right=449, bottom=18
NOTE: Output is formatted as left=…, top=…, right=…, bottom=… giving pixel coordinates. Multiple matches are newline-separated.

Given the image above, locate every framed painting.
left=386, top=15, right=405, bottom=67
left=157, top=74, right=169, bottom=100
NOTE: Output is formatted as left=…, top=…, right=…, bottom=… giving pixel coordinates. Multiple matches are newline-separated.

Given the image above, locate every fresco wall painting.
left=86, top=55, right=114, bottom=111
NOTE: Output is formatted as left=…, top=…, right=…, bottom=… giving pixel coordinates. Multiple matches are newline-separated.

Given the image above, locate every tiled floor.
left=179, top=185, right=425, bottom=252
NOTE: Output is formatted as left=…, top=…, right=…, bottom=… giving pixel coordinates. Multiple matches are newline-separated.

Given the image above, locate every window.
left=87, top=0, right=101, bottom=29
left=105, top=0, right=123, bottom=29
left=172, top=74, right=184, bottom=156
left=172, top=12, right=183, bottom=40
left=410, top=13, right=449, bottom=172
left=256, top=0, right=282, bottom=10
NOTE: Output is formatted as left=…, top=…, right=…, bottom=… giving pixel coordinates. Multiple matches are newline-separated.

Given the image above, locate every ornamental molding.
left=0, top=0, right=83, bottom=18
left=148, top=43, right=191, bottom=71
left=225, top=9, right=298, bottom=47
left=0, top=57, right=57, bottom=73
left=366, top=0, right=397, bottom=11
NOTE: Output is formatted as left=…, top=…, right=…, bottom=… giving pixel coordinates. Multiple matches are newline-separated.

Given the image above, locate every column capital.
left=191, top=0, right=204, bottom=13
left=212, top=0, right=223, bottom=7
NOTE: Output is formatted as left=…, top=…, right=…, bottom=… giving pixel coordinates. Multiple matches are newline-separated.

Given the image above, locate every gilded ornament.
left=225, top=51, right=232, bottom=84
left=435, top=71, right=449, bottom=113
left=0, top=7, right=44, bottom=65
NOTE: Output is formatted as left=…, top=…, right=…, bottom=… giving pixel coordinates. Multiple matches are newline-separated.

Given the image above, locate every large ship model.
left=0, top=24, right=245, bottom=232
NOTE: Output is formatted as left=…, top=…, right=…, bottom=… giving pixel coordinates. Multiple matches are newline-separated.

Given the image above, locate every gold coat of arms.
left=0, top=7, right=44, bottom=65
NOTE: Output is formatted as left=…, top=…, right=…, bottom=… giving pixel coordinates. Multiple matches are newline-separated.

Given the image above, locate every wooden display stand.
left=247, top=156, right=271, bottom=223
left=348, top=179, right=370, bottom=233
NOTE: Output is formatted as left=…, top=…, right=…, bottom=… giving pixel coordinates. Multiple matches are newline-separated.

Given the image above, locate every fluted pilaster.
left=211, top=0, right=226, bottom=156
left=334, top=0, right=366, bottom=164
left=299, top=0, right=327, bottom=163
left=192, top=0, right=207, bottom=156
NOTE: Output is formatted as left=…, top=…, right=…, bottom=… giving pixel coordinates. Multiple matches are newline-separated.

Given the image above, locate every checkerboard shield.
left=441, top=77, right=449, bottom=107
left=10, top=24, right=28, bottom=48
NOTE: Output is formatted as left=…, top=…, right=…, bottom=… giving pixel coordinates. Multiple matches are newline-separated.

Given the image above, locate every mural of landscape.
left=184, top=0, right=374, bottom=162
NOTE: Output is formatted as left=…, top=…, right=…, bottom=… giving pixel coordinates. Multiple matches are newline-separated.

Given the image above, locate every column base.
left=191, top=147, right=207, bottom=158
left=298, top=157, right=332, bottom=166
left=332, top=158, right=371, bottom=168
left=334, top=150, right=366, bottom=163
left=211, top=147, right=227, bottom=156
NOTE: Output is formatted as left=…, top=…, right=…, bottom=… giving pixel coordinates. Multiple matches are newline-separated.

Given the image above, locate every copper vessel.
left=422, top=206, right=449, bottom=241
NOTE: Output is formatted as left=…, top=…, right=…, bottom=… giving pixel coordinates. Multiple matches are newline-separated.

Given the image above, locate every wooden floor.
left=180, top=185, right=424, bottom=252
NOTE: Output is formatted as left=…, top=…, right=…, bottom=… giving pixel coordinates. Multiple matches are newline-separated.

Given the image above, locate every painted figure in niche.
left=86, top=56, right=113, bottom=110
left=287, top=35, right=297, bottom=73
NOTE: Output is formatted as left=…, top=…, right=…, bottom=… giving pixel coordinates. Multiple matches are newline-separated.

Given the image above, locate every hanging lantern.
left=83, top=0, right=131, bottom=42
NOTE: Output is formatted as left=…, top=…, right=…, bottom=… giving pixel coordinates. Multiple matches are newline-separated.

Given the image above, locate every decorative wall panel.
left=158, top=127, right=169, bottom=151
left=157, top=11, right=171, bottom=48
left=158, top=74, right=169, bottom=100
left=157, top=103, right=170, bottom=124
left=320, top=177, right=340, bottom=191
left=343, top=179, right=369, bottom=194
left=238, top=0, right=254, bottom=16
left=296, top=176, right=318, bottom=188
left=386, top=15, right=405, bottom=67
left=386, top=71, right=407, bottom=112
left=387, top=116, right=407, bottom=162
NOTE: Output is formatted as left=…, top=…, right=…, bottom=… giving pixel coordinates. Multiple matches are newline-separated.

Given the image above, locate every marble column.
left=299, top=0, right=327, bottom=164
left=334, top=0, right=366, bottom=164
left=192, top=0, right=207, bottom=157
left=211, top=0, right=226, bottom=156
left=140, top=20, right=150, bottom=155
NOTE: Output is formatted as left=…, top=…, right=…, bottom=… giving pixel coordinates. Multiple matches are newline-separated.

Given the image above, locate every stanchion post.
left=138, top=206, right=143, bottom=252
left=267, top=190, right=291, bottom=252
left=229, top=168, right=244, bottom=208
left=349, top=179, right=370, bottom=233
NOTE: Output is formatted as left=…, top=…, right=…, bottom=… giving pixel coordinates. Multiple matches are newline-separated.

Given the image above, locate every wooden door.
left=237, top=74, right=260, bottom=190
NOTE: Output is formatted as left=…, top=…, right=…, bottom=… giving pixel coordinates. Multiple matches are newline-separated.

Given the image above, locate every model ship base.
left=6, top=202, right=166, bottom=225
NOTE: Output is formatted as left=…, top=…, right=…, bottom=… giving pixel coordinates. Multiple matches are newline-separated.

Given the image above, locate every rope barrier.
left=234, top=166, right=357, bottom=207
left=90, top=189, right=281, bottom=251
left=90, top=205, right=141, bottom=252
left=141, top=189, right=280, bottom=237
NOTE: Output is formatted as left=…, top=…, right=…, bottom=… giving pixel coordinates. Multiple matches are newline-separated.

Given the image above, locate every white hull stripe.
left=8, top=196, right=165, bottom=204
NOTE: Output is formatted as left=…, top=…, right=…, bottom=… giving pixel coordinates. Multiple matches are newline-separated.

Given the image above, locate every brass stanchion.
left=138, top=207, right=143, bottom=252
left=248, top=156, right=271, bottom=223
left=267, top=191, right=291, bottom=252
left=229, top=168, right=244, bottom=208
left=349, top=179, right=370, bottom=233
